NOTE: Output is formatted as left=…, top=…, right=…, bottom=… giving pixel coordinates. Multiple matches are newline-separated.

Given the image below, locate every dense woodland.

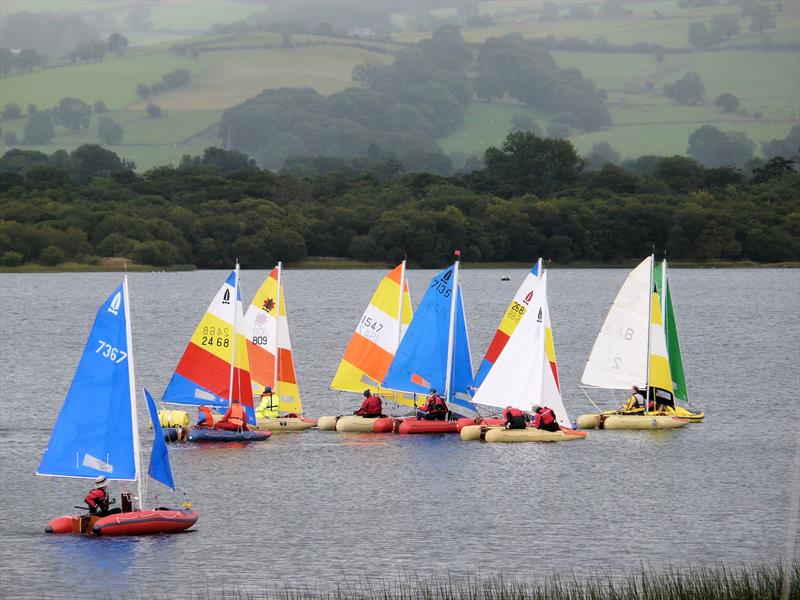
left=0, top=132, right=797, bottom=269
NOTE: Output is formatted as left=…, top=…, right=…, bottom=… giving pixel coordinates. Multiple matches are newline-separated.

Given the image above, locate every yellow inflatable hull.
left=578, top=410, right=698, bottom=429
left=253, top=417, right=314, bottom=432
left=460, top=425, right=482, bottom=441
left=484, top=428, right=587, bottom=443
left=603, top=415, right=689, bottom=430
left=317, top=416, right=338, bottom=431
left=335, top=415, right=379, bottom=432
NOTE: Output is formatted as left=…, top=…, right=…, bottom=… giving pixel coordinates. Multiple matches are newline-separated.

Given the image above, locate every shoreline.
left=1, top=258, right=798, bottom=273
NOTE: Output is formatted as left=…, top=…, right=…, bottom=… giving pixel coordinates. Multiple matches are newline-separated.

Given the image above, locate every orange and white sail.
left=331, top=262, right=415, bottom=407
left=243, top=263, right=302, bottom=414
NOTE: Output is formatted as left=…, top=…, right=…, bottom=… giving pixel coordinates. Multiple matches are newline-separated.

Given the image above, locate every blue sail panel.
left=382, top=265, right=455, bottom=396
left=162, top=372, right=230, bottom=410
left=450, top=285, right=476, bottom=416
left=144, top=389, right=175, bottom=491
left=37, top=284, right=137, bottom=480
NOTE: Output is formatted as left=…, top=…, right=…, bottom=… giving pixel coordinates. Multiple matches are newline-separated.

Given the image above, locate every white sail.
left=581, top=257, right=652, bottom=389
left=472, top=272, right=570, bottom=426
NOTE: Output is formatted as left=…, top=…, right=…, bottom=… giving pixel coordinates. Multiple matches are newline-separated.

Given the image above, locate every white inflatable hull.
left=317, top=415, right=339, bottom=431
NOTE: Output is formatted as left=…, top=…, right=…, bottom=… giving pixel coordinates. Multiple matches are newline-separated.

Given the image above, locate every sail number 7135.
left=430, top=278, right=452, bottom=298
left=96, top=340, right=127, bottom=363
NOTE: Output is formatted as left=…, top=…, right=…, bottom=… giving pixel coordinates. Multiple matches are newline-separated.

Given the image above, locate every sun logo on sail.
left=108, top=292, right=122, bottom=316
left=523, top=290, right=534, bottom=306
left=262, top=298, right=275, bottom=312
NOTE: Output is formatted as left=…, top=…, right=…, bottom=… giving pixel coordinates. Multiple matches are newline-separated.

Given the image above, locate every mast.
left=274, top=262, right=282, bottom=400
left=661, top=257, right=668, bottom=340
left=123, top=274, right=143, bottom=511
left=537, top=257, right=543, bottom=278
left=644, top=254, right=654, bottom=414
left=394, top=260, right=407, bottom=407
left=227, top=262, right=240, bottom=407
left=444, top=250, right=461, bottom=403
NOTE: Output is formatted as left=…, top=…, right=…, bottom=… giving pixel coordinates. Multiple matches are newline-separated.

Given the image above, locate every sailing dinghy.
left=38, top=277, right=198, bottom=535
left=381, top=251, right=478, bottom=434
left=162, top=265, right=269, bottom=442
left=460, top=267, right=586, bottom=442
left=576, top=256, right=690, bottom=430
left=319, top=262, right=415, bottom=432
left=245, top=263, right=315, bottom=432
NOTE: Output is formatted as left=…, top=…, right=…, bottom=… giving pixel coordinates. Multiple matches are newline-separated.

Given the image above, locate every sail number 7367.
left=96, top=340, right=127, bottom=363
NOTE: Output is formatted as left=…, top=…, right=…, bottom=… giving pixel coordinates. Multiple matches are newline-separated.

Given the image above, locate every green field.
left=1, top=1, right=798, bottom=170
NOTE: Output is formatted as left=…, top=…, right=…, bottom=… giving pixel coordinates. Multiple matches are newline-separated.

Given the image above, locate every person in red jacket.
left=416, top=389, right=448, bottom=421
left=84, top=476, right=121, bottom=517
left=503, top=406, right=527, bottom=429
left=195, top=405, right=215, bottom=429
left=531, top=404, right=560, bottom=432
left=354, top=389, right=383, bottom=418
left=214, top=400, right=249, bottom=431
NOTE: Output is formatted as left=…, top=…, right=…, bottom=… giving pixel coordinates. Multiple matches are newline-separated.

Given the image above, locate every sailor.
left=84, top=476, right=121, bottom=517
left=620, top=386, right=646, bottom=413
left=531, top=404, right=560, bottom=432
left=354, top=389, right=383, bottom=418
left=416, top=388, right=448, bottom=421
left=256, top=386, right=279, bottom=420
left=502, top=406, right=527, bottom=429
left=195, top=405, right=215, bottom=429
left=214, top=400, right=249, bottom=431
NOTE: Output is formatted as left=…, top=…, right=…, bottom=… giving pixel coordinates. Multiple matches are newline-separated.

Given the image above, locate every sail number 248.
left=95, top=340, right=128, bottom=364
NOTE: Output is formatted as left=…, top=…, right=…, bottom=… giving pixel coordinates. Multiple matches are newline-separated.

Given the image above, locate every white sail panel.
left=472, top=273, right=548, bottom=413
left=540, top=280, right=570, bottom=427
left=581, top=257, right=651, bottom=389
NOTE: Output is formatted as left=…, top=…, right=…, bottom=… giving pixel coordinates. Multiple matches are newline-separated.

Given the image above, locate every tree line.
left=0, top=133, right=797, bottom=269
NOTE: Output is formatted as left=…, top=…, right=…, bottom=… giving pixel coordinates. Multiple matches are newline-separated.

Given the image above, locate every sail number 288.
left=95, top=340, right=128, bottom=364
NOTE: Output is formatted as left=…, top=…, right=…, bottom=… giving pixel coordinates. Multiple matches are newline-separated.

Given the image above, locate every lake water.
left=1, top=268, right=798, bottom=599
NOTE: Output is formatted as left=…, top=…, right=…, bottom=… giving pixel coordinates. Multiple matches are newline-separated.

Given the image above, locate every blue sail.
left=144, top=389, right=175, bottom=491
left=382, top=264, right=475, bottom=415
left=37, top=283, right=137, bottom=480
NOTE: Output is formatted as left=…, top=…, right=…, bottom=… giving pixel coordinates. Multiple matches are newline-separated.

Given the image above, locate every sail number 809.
left=96, top=340, right=128, bottom=364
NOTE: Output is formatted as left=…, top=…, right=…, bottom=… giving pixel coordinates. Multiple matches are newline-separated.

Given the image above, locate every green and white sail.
left=654, top=259, right=688, bottom=403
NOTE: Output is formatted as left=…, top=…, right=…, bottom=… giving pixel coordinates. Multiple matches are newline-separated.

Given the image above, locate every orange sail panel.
left=331, top=263, right=415, bottom=407
left=162, top=269, right=254, bottom=422
left=244, top=265, right=302, bottom=414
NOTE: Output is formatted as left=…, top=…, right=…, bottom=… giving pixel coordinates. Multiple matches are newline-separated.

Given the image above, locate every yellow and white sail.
left=331, top=262, right=415, bottom=407
left=243, top=263, right=302, bottom=414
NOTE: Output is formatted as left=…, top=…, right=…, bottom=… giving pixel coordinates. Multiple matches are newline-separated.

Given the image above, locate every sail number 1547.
left=96, top=340, right=128, bottom=364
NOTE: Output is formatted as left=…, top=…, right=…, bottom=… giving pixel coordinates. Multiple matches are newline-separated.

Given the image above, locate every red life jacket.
left=357, top=395, right=382, bottom=415
left=537, top=406, right=556, bottom=426
left=503, top=407, right=525, bottom=420
left=199, top=406, right=214, bottom=427
left=85, top=488, right=108, bottom=510
left=228, top=403, right=246, bottom=426
left=426, top=395, right=447, bottom=413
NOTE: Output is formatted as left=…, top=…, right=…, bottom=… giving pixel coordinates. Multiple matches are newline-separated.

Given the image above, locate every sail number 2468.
left=96, top=340, right=128, bottom=364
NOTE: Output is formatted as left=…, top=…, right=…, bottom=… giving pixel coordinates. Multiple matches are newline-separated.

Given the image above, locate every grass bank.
left=176, top=562, right=800, bottom=599
left=1, top=258, right=797, bottom=273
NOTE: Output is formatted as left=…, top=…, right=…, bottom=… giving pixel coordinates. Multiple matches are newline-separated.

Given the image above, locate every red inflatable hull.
left=46, top=508, right=198, bottom=536
left=373, top=417, right=396, bottom=433
left=396, top=419, right=459, bottom=434
left=455, top=417, right=505, bottom=432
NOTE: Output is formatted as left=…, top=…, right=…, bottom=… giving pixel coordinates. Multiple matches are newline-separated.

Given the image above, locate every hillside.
left=0, top=0, right=798, bottom=170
